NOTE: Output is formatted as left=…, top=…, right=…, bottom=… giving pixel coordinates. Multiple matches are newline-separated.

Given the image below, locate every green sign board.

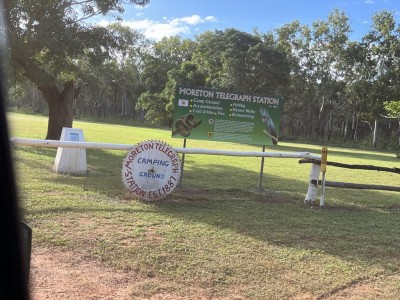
left=172, top=85, right=283, bottom=146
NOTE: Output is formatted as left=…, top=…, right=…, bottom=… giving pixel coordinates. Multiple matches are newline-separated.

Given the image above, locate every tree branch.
left=360, top=119, right=373, bottom=131
left=380, top=114, right=399, bottom=119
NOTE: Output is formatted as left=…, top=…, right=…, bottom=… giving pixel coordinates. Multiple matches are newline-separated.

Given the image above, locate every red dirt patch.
left=30, top=246, right=400, bottom=300
left=29, top=247, right=244, bottom=300
left=30, top=247, right=138, bottom=299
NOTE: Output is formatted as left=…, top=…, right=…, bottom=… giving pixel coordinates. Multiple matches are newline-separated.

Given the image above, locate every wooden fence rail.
left=302, top=158, right=400, bottom=208
left=310, top=179, right=400, bottom=192
left=299, top=159, right=400, bottom=174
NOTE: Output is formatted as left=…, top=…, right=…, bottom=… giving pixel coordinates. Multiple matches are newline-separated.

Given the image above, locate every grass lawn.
left=7, top=112, right=400, bottom=299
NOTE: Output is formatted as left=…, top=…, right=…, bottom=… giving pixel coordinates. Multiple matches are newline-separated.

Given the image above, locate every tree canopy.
left=5, top=4, right=400, bottom=150
left=5, top=0, right=149, bottom=139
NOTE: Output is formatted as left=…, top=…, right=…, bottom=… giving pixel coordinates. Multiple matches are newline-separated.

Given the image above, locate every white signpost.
left=121, top=140, right=181, bottom=201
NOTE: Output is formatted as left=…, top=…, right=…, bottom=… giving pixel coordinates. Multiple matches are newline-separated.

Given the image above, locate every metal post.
left=258, top=145, right=266, bottom=190
left=320, top=147, right=328, bottom=208
left=178, top=139, right=187, bottom=188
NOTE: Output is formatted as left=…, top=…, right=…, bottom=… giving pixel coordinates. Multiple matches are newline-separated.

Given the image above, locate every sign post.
left=178, top=138, right=187, bottom=188
left=258, top=145, right=266, bottom=190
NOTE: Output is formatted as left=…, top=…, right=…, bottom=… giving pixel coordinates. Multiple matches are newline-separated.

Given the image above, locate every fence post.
left=305, top=163, right=320, bottom=205
left=319, top=147, right=328, bottom=208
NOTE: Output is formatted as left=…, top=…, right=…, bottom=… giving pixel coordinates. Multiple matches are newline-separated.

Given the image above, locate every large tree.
left=5, top=0, right=149, bottom=139
left=383, top=100, right=400, bottom=149
left=193, top=28, right=290, bottom=94
left=361, top=11, right=400, bottom=146
left=136, top=36, right=196, bottom=125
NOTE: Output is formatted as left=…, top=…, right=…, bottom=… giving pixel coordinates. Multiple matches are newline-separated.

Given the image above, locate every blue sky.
left=98, top=0, right=400, bottom=41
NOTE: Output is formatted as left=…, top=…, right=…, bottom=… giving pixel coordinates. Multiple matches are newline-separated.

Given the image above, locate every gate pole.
left=320, top=147, right=328, bottom=208
left=258, top=145, right=266, bottom=190
left=178, top=138, right=187, bottom=188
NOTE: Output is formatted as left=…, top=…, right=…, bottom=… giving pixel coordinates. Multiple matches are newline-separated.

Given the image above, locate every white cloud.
left=133, top=4, right=146, bottom=10
left=205, top=16, right=217, bottom=22
left=98, top=15, right=218, bottom=41
left=179, top=15, right=203, bottom=25
left=176, top=14, right=217, bottom=25
left=365, top=0, right=374, bottom=4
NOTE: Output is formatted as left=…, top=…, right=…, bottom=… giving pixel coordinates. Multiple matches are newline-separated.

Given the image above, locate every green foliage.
left=136, top=91, right=170, bottom=125
left=193, top=28, right=290, bottom=94
left=5, top=0, right=151, bottom=139
left=384, top=100, right=400, bottom=118
left=141, top=36, right=196, bottom=94
left=138, top=36, right=198, bottom=125
left=6, top=0, right=126, bottom=85
left=163, top=62, right=207, bottom=113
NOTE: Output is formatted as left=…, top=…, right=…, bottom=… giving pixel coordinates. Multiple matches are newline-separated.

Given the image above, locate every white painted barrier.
left=11, top=137, right=133, bottom=151
left=53, top=128, right=86, bottom=175
left=10, top=137, right=320, bottom=159
left=11, top=137, right=322, bottom=205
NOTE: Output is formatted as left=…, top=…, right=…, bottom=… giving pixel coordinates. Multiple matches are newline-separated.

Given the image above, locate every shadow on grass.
left=157, top=186, right=400, bottom=269
left=14, top=146, right=57, bottom=160
left=19, top=146, right=400, bottom=271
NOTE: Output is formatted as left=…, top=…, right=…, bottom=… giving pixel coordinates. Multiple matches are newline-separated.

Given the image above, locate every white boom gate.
left=11, top=137, right=323, bottom=206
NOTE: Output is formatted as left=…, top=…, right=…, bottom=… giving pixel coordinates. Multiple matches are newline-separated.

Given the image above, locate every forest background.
left=4, top=1, right=400, bottom=150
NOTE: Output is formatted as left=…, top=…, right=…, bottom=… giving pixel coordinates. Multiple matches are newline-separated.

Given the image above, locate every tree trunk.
left=398, top=118, right=400, bottom=149
left=325, top=111, right=333, bottom=141
left=307, top=101, right=311, bottom=136
left=372, top=119, right=378, bottom=148
left=343, top=117, right=348, bottom=142
left=352, top=113, right=358, bottom=142
left=39, top=81, right=80, bottom=140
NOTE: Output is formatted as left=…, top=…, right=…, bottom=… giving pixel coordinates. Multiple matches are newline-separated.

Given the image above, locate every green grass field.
left=8, top=112, right=400, bottom=299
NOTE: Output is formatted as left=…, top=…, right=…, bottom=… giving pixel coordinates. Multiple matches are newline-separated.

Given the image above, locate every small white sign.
left=122, top=140, right=181, bottom=201
left=178, top=99, right=189, bottom=107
